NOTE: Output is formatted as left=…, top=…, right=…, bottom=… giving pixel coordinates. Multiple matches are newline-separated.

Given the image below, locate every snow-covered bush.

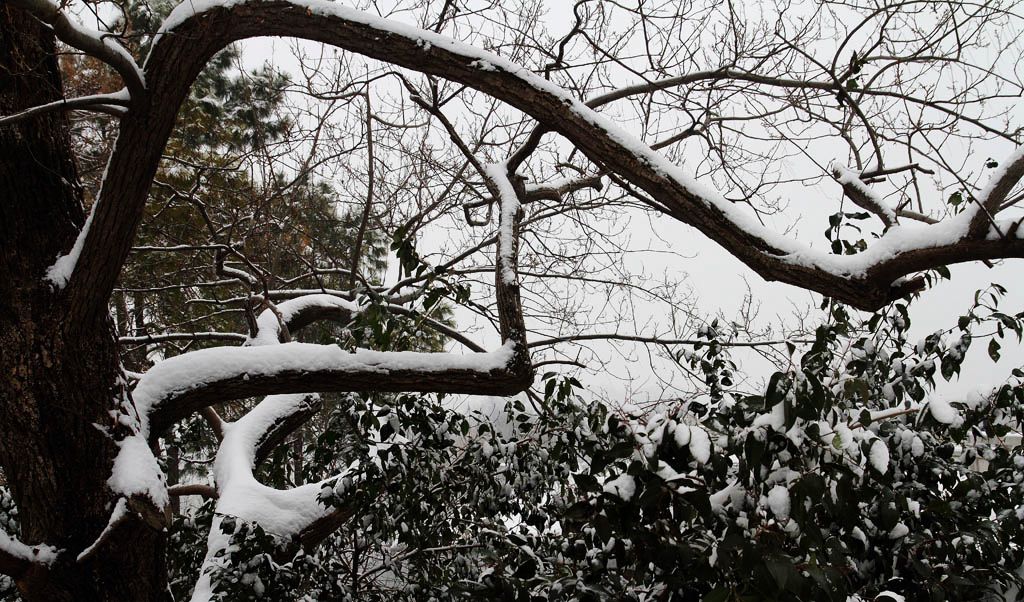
left=524, top=293, right=1024, bottom=600
left=171, top=289, right=1023, bottom=601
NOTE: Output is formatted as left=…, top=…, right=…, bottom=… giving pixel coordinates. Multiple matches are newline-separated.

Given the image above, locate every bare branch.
left=527, top=333, right=813, bottom=349
left=464, top=175, right=604, bottom=210
left=49, top=0, right=1020, bottom=329
left=348, top=92, right=376, bottom=290
left=167, top=484, right=218, bottom=500
left=119, top=332, right=247, bottom=345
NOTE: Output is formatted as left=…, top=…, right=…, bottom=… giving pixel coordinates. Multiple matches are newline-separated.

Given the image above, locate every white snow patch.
left=910, top=436, right=924, bottom=457
left=709, top=481, right=743, bottom=514
left=0, top=529, right=58, bottom=566
left=108, top=434, right=169, bottom=508
left=688, top=426, right=712, bottom=464
left=673, top=423, right=691, bottom=447
left=767, top=484, right=790, bottom=521
left=45, top=207, right=94, bottom=289
left=888, top=522, right=909, bottom=539
left=752, top=402, right=785, bottom=431
left=927, top=396, right=960, bottom=425
left=868, top=439, right=889, bottom=474
left=603, top=474, right=636, bottom=501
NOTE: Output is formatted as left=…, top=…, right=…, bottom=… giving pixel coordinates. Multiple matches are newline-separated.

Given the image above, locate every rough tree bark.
left=0, top=9, right=167, bottom=601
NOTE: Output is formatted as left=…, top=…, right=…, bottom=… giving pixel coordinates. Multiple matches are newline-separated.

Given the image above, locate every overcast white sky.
left=232, top=0, right=1024, bottom=406
left=79, top=0, right=1024, bottom=406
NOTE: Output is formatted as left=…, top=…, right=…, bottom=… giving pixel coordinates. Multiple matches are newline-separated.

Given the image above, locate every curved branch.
left=269, top=294, right=360, bottom=342
left=200, top=407, right=225, bottom=441
left=128, top=1, right=1019, bottom=312
left=297, top=505, right=357, bottom=551
left=188, top=393, right=350, bottom=601
left=8, top=0, right=144, bottom=99
left=60, top=0, right=1024, bottom=332
left=252, top=394, right=322, bottom=468
left=969, top=146, right=1024, bottom=236
left=141, top=342, right=524, bottom=438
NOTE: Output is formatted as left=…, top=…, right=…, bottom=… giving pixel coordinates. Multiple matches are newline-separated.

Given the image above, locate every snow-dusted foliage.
left=6, top=0, right=1024, bottom=599
left=0, top=488, right=20, bottom=598
left=525, top=294, right=1024, bottom=600
left=154, top=289, right=1024, bottom=601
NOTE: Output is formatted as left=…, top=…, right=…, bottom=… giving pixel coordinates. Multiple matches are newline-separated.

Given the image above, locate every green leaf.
left=512, top=557, right=537, bottom=579
left=765, top=555, right=796, bottom=591
left=744, top=434, right=766, bottom=468
left=765, top=372, right=787, bottom=407
left=989, top=339, right=1001, bottom=361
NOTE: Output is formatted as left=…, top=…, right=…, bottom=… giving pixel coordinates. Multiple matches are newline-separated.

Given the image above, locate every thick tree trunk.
left=0, top=8, right=166, bottom=601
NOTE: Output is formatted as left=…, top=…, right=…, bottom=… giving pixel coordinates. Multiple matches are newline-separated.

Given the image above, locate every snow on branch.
left=968, top=145, right=1024, bottom=236
left=44, top=206, right=93, bottom=290
left=139, top=178, right=528, bottom=594
left=0, top=90, right=129, bottom=127
left=189, top=393, right=360, bottom=602
left=463, top=174, right=604, bottom=210
left=832, top=164, right=897, bottom=227
left=485, top=162, right=522, bottom=286
left=247, top=294, right=362, bottom=346
left=138, top=341, right=520, bottom=436
left=0, top=528, right=58, bottom=578
left=119, top=332, right=248, bottom=345
left=130, top=0, right=1024, bottom=312
left=9, top=0, right=144, bottom=98
left=48, top=0, right=1024, bottom=320
left=212, top=394, right=333, bottom=534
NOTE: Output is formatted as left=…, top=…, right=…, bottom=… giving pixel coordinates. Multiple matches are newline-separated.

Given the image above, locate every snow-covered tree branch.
left=2, top=0, right=1023, bottom=599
